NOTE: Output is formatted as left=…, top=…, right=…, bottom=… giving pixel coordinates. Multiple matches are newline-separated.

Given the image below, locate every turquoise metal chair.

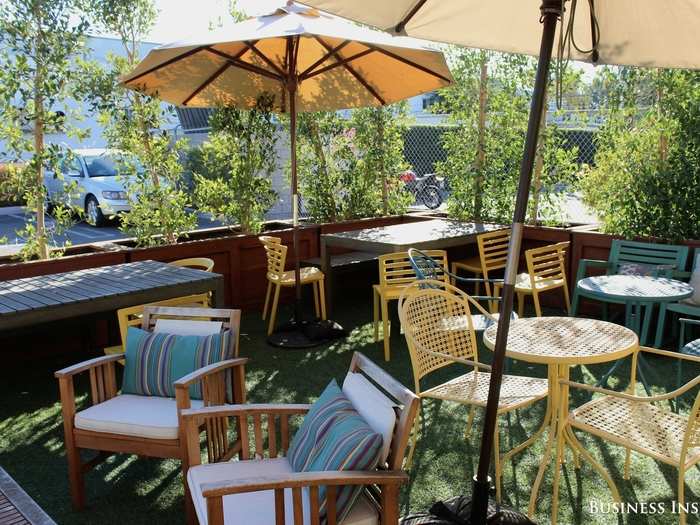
left=676, top=318, right=700, bottom=411
left=655, top=249, right=700, bottom=348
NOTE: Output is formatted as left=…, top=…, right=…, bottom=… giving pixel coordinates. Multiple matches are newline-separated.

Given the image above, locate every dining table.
left=483, top=316, right=639, bottom=525
left=320, top=218, right=506, bottom=313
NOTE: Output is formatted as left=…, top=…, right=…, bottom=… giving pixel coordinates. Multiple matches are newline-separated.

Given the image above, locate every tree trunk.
left=33, top=4, right=49, bottom=260
left=528, top=92, right=549, bottom=225
left=378, top=109, right=388, bottom=216
left=309, top=118, right=336, bottom=222
left=474, top=55, right=488, bottom=221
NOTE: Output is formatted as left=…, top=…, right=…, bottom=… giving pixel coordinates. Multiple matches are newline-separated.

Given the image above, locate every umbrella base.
left=267, top=318, right=346, bottom=349
left=400, top=495, right=536, bottom=525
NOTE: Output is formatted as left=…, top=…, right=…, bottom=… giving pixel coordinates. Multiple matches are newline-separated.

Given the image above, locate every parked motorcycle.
left=399, top=170, right=448, bottom=209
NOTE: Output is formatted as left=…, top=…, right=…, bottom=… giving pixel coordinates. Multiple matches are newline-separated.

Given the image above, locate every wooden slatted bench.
left=0, top=468, right=56, bottom=525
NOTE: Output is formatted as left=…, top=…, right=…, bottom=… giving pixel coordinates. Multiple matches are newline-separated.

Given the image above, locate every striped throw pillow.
left=122, top=327, right=232, bottom=399
left=288, top=380, right=383, bottom=523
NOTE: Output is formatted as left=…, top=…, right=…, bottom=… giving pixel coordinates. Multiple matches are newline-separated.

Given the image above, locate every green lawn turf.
left=1, top=288, right=699, bottom=525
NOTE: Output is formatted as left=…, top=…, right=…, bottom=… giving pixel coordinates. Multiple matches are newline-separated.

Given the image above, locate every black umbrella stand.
left=268, top=35, right=346, bottom=348
left=469, top=1, right=562, bottom=522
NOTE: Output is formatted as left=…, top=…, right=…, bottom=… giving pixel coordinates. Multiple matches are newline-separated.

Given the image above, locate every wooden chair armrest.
left=173, top=358, right=249, bottom=389
left=201, top=470, right=408, bottom=498
left=562, top=375, right=700, bottom=403
left=181, top=403, right=312, bottom=422
left=54, top=353, right=125, bottom=378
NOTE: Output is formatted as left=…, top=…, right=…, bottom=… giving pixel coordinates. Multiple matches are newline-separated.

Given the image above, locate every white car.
left=45, top=149, right=137, bottom=226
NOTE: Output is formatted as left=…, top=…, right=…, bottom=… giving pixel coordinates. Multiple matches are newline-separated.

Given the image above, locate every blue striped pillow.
left=288, top=380, right=383, bottom=523
left=122, top=327, right=232, bottom=399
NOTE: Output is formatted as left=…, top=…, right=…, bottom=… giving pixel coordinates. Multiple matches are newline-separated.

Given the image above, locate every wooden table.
left=575, top=274, right=693, bottom=345
left=320, top=219, right=505, bottom=313
left=0, top=467, right=56, bottom=525
left=483, top=316, right=639, bottom=525
left=0, top=260, right=225, bottom=331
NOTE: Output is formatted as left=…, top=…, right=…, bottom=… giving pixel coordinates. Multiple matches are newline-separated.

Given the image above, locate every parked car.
left=44, top=149, right=138, bottom=227
left=399, top=169, right=449, bottom=209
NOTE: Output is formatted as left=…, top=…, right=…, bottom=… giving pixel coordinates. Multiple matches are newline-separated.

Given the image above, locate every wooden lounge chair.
left=181, top=352, right=419, bottom=525
left=55, top=306, right=246, bottom=518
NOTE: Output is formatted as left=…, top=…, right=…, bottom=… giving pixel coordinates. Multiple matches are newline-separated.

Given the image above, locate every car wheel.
left=85, top=195, right=106, bottom=227
left=421, top=185, right=442, bottom=209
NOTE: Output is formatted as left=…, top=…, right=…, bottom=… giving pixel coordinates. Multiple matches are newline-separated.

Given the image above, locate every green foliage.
left=0, top=0, right=90, bottom=260
left=436, top=49, right=579, bottom=225
left=296, top=103, right=412, bottom=223
left=191, top=95, right=278, bottom=234
left=581, top=68, right=700, bottom=241
left=84, top=0, right=196, bottom=246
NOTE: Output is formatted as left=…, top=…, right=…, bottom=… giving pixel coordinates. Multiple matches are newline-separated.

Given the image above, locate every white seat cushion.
left=74, top=394, right=203, bottom=440
left=187, top=458, right=378, bottom=525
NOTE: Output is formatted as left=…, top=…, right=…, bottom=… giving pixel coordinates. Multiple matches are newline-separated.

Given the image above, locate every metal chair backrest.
left=478, top=228, right=511, bottom=277
left=259, top=236, right=287, bottom=280
left=609, top=239, right=689, bottom=277
left=141, top=306, right=242, bottom=358
left=348, top=352, right=420, bottom=471
left=400, top=287, right=478, bottom=386
left=407, top=249, right=450, bottom=284
left=170, top=257, right=215, bottom=272
left=116, top=294, right=210, bottom=349
left=525, top=241, right=570, bottom=287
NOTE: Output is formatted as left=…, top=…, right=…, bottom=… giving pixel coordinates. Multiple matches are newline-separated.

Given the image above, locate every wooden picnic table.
left=320, top=219, right=506, bottom=313
left=0, top=260, right=225, bottom=332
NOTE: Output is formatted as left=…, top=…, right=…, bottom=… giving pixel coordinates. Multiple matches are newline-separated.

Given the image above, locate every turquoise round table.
left=575, top=275, right=693, bottom=345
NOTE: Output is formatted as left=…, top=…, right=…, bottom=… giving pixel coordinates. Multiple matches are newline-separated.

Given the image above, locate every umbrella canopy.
left=121, top=3, right=452, bottom=111
left=122, top=1, right=452, bottom=347
left=299, top=0, right=700, bottom=69
left=300, top=0, right=700, bottom=522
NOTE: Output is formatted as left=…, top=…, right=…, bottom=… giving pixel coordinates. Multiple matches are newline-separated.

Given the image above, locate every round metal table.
left=575, top=275, right=693, bottom=345
left=484, top=316, right=639, bottom=525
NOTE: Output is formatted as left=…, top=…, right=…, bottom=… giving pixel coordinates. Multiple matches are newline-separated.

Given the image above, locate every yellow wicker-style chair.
left=451, top=228, right=510, bottom=302
left=398, top=283, right=548, bottom=501
left=103, top=293, right=211, bottom=363
left=373, top=250, right=448, bottom=361
left=170, top=257, right=216, bottom=272
left=495, top=241, right=571, bottom=317
left=564, top=346, right=700, bottom=525
left=259, top=235, right=326, bottom=335
left=181, top=352, right=419, bottom=525
left=55, top=306, right=246, bottom=518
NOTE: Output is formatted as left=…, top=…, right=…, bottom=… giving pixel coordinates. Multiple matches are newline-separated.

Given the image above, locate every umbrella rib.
left=205, top=48, right=284, bottom=81
left=298, top=39, right=352, bottom=78
left=181, top=62, right=231, bottom=106
left=244, top=40, right=286, bottom=78
left=395, top=0, right=429, bottom=33
left=301, top=48, right=375, bottom=80
left=121, top=45, right=207, bottom=85
left=314, top=36, right=385, bottom=105
left=366, top=44, right=452, bottom=84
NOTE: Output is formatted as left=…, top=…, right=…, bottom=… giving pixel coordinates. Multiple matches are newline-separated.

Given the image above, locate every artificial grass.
left=1, top=288, right=699, bottom=525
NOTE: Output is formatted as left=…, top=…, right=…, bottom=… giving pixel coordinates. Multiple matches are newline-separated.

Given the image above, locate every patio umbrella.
left=121, top=1, right=452, bottom=347
left=299, top=0, right=700, bottom=521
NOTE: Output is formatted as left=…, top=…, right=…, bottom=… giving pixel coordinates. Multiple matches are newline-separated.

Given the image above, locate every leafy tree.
left=435, top=49, right=579, bottom=225
left=581, top=68, right=700, bottom=241
left=0, top=0, right=90, bottom=259
left=84, top=0, right=196, bottom=246
left=296, top=104, right=412, bottom=223
left=191, top=94, right=278, bottom=234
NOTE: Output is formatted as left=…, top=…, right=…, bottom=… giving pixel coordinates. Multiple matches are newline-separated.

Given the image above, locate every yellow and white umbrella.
left=122, top=1, right=452, bottom=345
left=300, top=0, right=700, bottom=520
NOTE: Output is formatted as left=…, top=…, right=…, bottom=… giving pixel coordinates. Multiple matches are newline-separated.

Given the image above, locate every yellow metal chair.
left=398, top=283, right=548, bottom=501
left=564, top=346, right=700, bottom=525
left=169, top=257, right=215, bottom=272
left=495, top=241, right=571, bottom=317
left=451, top=228, right=510, bottom=301
left=103, top=293, right=211, bottom=363
left=373, top=250, right=448, bottom=362
left=259, top=235, right=326, bottom=335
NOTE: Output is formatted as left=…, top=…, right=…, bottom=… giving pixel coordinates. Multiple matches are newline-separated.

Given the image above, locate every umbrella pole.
left=470, top=0, right=561, bottom=521
left=289, top=82, right=303, bottom=322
